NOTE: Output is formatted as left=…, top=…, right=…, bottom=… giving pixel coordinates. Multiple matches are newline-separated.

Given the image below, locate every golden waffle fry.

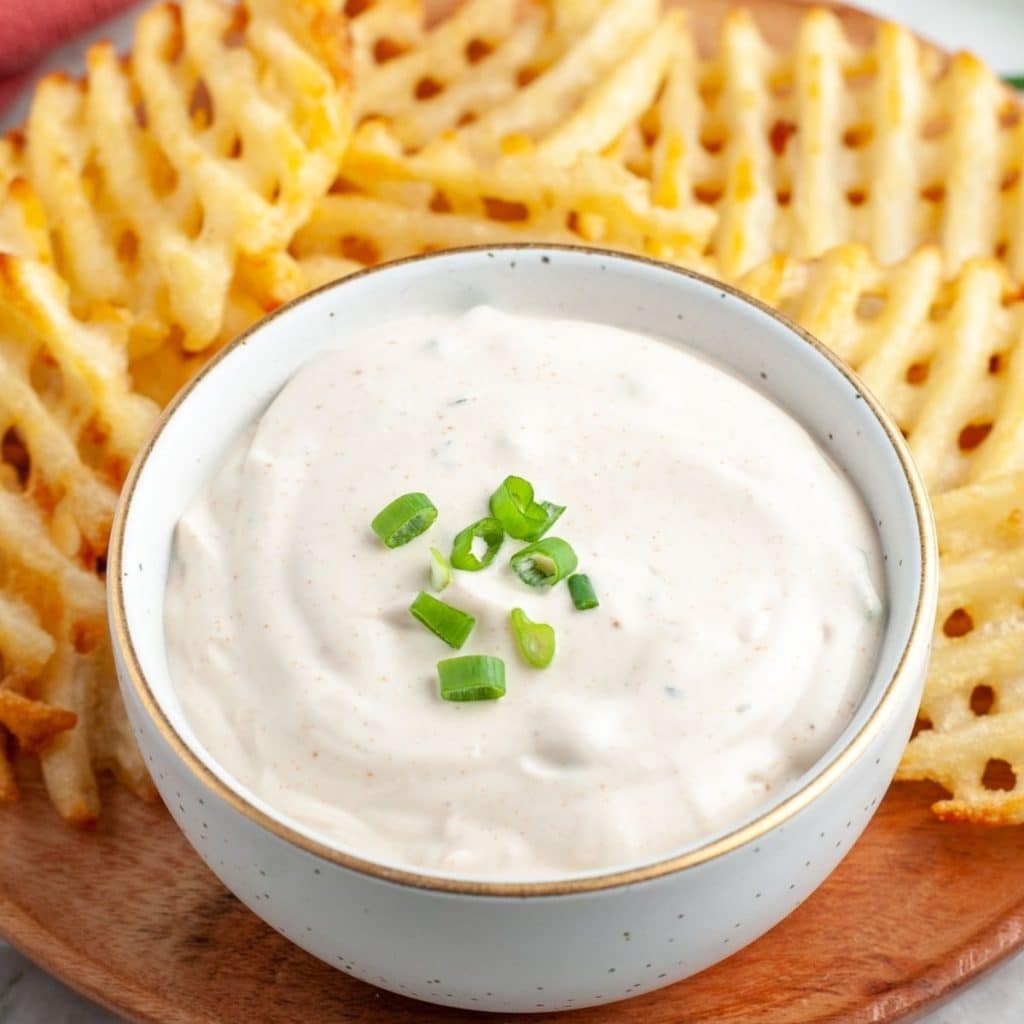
left=351, top=0, right=662, bottom=154
left=738, top=244, right=1024, bottom=495
left=333, top=120, right=716, bottom=263
left=643, top=8, right=1024, bottom=278
left=358, top=0, right=1024, bottom=278
left=338, top=3, right=712, bottom=260
left=532, top=10, right=685, bottom=168
left=0, top=251, right=159, bottom=823
left=456, top=0, right=658, bottom=157
left=350, top=0, right=425, bottom=90
left=353, top=0, right=525, bottom=130
left=19, top=0, right=351, bottom=355
left=0, top=0, right=352, bottom=823
left=364, top=4, right=1024, bottom=279
left=350, top=8, right=1003, bottom=278
left=898, top=473, right=1024, bottom=823
left=292, top=191, right=580, bottom=285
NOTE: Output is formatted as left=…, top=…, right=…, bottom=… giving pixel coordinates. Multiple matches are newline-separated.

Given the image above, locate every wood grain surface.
left=0, top=2, right=1015, bottom=1023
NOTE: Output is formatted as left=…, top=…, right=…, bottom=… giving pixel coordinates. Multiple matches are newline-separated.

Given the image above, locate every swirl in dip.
left=164, top=305, right=885, bottom=881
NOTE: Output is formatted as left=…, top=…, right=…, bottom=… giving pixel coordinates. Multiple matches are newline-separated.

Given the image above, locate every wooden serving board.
left=2, top=2, right=1019, bottom=1023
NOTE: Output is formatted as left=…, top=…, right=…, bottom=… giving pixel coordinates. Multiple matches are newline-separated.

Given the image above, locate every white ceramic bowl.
left=109, top=246, right=937, bottom=1013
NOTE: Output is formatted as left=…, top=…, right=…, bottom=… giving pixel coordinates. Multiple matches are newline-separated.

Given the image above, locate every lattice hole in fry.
left=187, top=79, right=214, bottom=129
left=905, top=361, right=929, bottom=385
left=515, top=65, right=541, bottom=88
left=338, top=235, right=382, bottom=266
left=959, top=422, right=993, bottom=452
left=1, top=428, right=31, bottom=492
left=911, top=715, right=934, bottom=739
left=982, top=758, right=1017, bottom=792
left=414, top=76, right=444, bottom=100
left=942, top=607, right=975, bottom=638
left=700, top=129, right=727, bottom=155
left=483, top=197, right=529, bottom=222
left=373, top=38, right=409, bottom=64
left=970, top=684, right=996, bottom=716
left=465, top=38, right=493, bottom=65
left=768, top=119, right=797, bottom=157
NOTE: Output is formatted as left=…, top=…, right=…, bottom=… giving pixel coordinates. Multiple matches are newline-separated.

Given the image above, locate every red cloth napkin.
left=0, top=0, right=139, bottom=117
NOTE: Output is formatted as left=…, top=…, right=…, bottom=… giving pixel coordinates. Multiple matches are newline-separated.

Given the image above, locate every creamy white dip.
left=164, top=305, right=884, bottom=881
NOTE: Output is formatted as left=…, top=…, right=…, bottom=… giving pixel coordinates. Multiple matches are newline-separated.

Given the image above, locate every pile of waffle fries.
left=1, top=0, right=1022, bottom=828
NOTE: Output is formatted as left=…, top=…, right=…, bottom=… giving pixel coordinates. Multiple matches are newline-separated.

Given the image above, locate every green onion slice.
left=410, top=591, right=475, bottom=649
left=489, top=475, right=565, bottom=541
left=429, top=546, right=451, bottom=592
left=450, top=517, right=505, bottom=571
left=509, top=537, right=578, bottom=588
left=510, top=608, right=556, bottom=668
left=370, top=492, right=437, bottom=548
left=1005, top=75, right=1024, bottom=91
left=438, top=655, right=506, bottom=701
left=568, top=573, right=599, bottom=611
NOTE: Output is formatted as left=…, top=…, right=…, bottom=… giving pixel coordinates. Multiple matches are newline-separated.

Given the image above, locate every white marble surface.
left=3, top=1, right=1024, bottom=1021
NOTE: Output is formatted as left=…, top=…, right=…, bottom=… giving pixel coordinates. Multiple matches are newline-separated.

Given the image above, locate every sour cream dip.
left=164, top=305, right=884, bottom=881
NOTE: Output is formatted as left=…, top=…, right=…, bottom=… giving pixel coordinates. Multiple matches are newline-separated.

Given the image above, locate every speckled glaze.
left=109, top=247, right=938, bottom=1012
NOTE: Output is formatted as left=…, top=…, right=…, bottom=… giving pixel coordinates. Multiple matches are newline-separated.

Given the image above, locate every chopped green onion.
left=510, top=608, right=556, bottom=668
left=429, top=546, right=451, bottom=592
left=1005, top=75, right=1024, bottom=91
left=568, top=574, right=599, bottom=611
left=438, top=655, right=506, bottom=701
left=510, top=537, right=578, bottom=588
left=410, top=591, right=475, bottom=649
left=451, top=516, right=505, bottom=571
left=529, top=501, right=565, bottom=541
left=370, top=492, right=437, bottom=548
left=489, top=475, right=564, bottom=541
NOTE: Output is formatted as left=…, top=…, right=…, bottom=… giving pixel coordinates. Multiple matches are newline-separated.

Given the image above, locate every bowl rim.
left=108, top=243, right=938, bottom=898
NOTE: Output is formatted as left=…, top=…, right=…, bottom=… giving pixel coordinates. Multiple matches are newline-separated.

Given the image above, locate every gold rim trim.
left=108, top=244, right=938, bottom=898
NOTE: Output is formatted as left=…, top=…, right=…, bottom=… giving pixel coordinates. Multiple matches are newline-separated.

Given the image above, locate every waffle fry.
left=353, top=0, right=526, bottom=134
left=735, top=244, right=1024, bottom=822
left=349, top=2, right=1024, bottom=279
left=637, top=8, right=1024, bottom=279
left=350, top=0, right=660, bottom=155
left=342, top=1, right=1024, bottom=284
left=18, top=0, right=351, bottom=356
left=306, top=122, right=716, bottom=265
left=335, top=2, right=717, bottom=263
left=0, top=0, right=351, bottom=823
left=738, top=244, right=1024, bottom=495
left=0, top=251, right=158, bottom=822
left=292, top=190, right=580, bottom=287
left=898, top=473, right=1024, bottom=823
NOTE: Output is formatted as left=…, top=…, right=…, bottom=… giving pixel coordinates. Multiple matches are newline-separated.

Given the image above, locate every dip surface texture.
left=164, top=306, right=884, bottom=881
